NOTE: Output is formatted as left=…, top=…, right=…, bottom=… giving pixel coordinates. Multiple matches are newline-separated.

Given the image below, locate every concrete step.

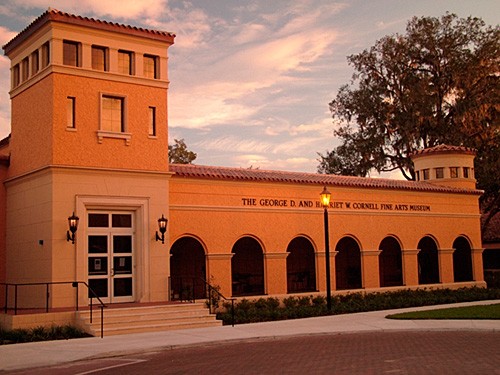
left=76, top=302, right=222, bottom=336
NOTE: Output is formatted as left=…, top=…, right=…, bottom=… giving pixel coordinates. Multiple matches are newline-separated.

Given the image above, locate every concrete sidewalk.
left=1, top=300, right=499, bottom=372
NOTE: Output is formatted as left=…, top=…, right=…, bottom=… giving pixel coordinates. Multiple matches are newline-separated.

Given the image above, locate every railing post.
left=231, top=299, right=235, bottom=327
left=167, top=276, right=171, bottom=301
left=72, top=282, right=79, bottom=311
left=45, top=283, right=50, bottom=313
left=14, top=285, right=18, bottom=315
left=4, top=284, right=8, bottom=314
left=90, top=298, right=93, bottom=324
left=100, top=306, right=104, bottom=338
left=192, top=277, right=196, bottom=303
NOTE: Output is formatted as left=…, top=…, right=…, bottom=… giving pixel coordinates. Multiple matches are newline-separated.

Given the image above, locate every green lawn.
left=386, top=304, right=500, bottom=320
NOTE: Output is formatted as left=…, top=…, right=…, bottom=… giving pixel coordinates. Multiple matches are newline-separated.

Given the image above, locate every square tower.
left=1, top=10, right=175, bottom=307
left=3, top=9, right=175, bottom=176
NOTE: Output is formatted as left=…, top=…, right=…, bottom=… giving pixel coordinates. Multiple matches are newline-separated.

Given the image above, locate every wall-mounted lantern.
left=155, top=214, right=168, bottom=244
left=66, top=212, right=79, bottom=244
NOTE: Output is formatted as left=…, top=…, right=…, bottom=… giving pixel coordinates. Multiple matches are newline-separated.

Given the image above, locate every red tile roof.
left=3, top=8, right=175, bottom=54
left=411, top=144, right=476, bottom=159
left=170, top=164, right=482, bottom=195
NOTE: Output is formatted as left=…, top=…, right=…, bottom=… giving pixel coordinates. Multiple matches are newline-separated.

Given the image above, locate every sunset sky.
left=0, top=1, right=498, bottom=175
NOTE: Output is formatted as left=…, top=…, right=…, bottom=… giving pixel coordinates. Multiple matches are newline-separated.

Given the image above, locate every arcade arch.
left=169, top=236, right=206, bottom=300
left=335, top=236, right=362, bottom=290
left=453, top=236, right=473, bottom=282
left=286, top=236, right=317, bottom=293
left=379, top=236, right=403, bottom=287
left=231, top=236, right=265, bottom=296
left=417, top=236, right=440, bottom=284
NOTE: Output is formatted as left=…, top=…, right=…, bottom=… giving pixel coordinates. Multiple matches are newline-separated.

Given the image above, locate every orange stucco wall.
left=169, top=177, right=483, bottom=297
left=51, top=74, right=169, bottom=172
left=8, top=73, right=168, bottom=178
left=0, top=162, right=7, bottom=285
left=8, top=76, right=53, bottom=177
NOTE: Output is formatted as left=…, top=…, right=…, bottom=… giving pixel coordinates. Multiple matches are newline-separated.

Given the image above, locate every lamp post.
left=320, top=186, right=332, bottom=311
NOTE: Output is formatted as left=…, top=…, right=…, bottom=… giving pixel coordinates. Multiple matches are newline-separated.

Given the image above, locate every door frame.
left=75, top=196, right=150, bottom=305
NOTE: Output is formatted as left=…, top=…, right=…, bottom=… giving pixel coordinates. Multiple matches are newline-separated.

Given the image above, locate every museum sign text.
left=241, top=198, right=431, bottom=212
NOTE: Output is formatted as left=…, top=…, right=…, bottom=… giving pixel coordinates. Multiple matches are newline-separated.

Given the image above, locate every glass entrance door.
left=87, top=212, right=134, bottom=303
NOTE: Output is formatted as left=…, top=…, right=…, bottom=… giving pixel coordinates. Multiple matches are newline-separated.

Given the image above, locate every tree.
left=319, top=13, right=499, bottom=231
left=168, top=138, right=197, bottom=164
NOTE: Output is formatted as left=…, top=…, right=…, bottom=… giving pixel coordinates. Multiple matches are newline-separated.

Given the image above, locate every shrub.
left=216, top=287, right=500, bottom=325
left=0, top=325, right=90, bottom=345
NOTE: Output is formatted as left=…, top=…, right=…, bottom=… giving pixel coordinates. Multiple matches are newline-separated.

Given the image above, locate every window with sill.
left=463, top=167, right=470, bottom=178
left=450, top=167, right=459, bottom=178
left=148, top=106, right=156, bottom=136
left=143, top=54, right=158, bottom=79
left=422, top=169, right=430, bottom=180
left=98, top=94, right=130, bottom=145
left=92, top=45, right=108, bottom=71
left=31, top=50, right=39, bottom=75
left=21, top=57, right=29, bottom=82
left=67, top=96, right=76, bottom=129
left=12, top=64, right=20, bottom=88
left=435, top=167, right=444, bottom=179
left=63, top=40, right=80, bottom=67
left=118, top=50, right=133, bottom=75
left=41, top=42, right=50, bottom=68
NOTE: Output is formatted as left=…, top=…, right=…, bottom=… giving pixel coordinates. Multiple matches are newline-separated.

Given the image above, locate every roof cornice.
left=170, top=164, right=483, bottom=196
left=3, top=8, right=175, bottom=55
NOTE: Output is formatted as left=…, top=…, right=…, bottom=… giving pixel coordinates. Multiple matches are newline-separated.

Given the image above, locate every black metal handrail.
left=168, top=276, right=235, bottom=327
left=1, top=281, right=107, bottom=338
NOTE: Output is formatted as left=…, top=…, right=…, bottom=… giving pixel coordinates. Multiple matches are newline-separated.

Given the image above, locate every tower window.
left=31, top=50, right=39, bottom=75
left=101, top=95, right=125, bottom=133
left=67, top=97, right=76, bottom=128
left=12, top=64, right=20, bottom=87
left=143, top=54, right=158, bottom=79
left=92, top=45, right=108, bottom=71
left=463, top=167, right=470, bottom=178
left=41, top=42, right=50, bottom=68
left=416, top=171, right=420, bottom=181
left=148, top=106, right=156, bottom=136
left=63, top=40, right=80, bottom=67
left=422, top=169, right=430, bottom=180
left=118, top=50, right=133, bottom=75
left=450, top=167, right=459, bottom=178
left=21, top=57, right=29, bottom=81
left=435, top=167, right=444, bottom=179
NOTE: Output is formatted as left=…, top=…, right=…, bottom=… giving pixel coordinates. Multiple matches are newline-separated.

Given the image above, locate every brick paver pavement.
left=10, top=330, right=500, bottom=374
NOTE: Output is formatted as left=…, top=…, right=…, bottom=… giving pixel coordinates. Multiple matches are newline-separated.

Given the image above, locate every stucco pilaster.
left=264, top=252, right=288, bottom=295
left=361, top=250, right=382, bottom=288
left=206, top=253, right=233, bottom=298
left=316, top=250, right=337, bottom=292
left=438, top=248, right=455, bottom=283
left=401, top=249, right=420, bottom=286
left=471, top=248, right=485, bottom=282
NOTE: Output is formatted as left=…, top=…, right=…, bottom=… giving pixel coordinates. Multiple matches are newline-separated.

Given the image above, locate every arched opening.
left=231, top=237, right=264, bottom=296
left=335, top=237, right=362, bottom=290
left=453, top=236, right=473, bottom=282
left=417, top=236, right=440, bottom=284
left=170, top=237, right=206, bottom=300
left=379, top=237, right=403, bottom=287
left=286, top=237, right=316, bottom=293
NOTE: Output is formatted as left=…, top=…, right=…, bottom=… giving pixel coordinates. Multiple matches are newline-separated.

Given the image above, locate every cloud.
left=10, top=0, right=168, bottom=20
left=0, top=27, right=15, bottom=138
left=168, top=5, right=341, bottom=131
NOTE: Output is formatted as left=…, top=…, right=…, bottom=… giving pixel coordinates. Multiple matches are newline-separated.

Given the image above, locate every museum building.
left=0, top=10, right=488, bottom=331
